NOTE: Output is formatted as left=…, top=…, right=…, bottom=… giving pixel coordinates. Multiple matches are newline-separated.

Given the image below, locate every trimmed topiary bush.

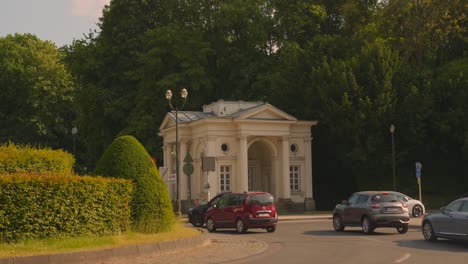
left=0, top=142, right=75, bottom=174
left=95, top=135, right=174, bottom=233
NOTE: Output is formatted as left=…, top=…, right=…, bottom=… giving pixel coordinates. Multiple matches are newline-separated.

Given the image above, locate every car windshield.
left=371, top=194, right=399, bottom=203
left=249, top=194, right=274, bottom=206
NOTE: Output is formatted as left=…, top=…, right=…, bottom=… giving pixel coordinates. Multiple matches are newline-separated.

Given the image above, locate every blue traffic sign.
left=415, top=162, right=422, bottom=178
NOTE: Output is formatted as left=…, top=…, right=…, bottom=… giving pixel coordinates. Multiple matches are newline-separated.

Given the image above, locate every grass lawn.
left=0, top=220, right=199, bottom=258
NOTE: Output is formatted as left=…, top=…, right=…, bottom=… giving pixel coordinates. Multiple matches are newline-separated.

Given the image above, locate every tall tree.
left=62, top=0, right=467, bottom=204
left=64, top=0, right=176, bottom=164
left=309, top=39, right=401, bottom=190
left=0, top=34, right=75, bottom=149
left=66, top=0, right=283, bottom=164
left=377, top=0, right=466, bottom=67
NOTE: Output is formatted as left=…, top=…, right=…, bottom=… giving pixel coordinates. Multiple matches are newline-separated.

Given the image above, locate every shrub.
left=0, top=142, right=74, bottom=174
left=95, top=135, right=174, bottom=233
left=0, top=173, right=132, bottom=242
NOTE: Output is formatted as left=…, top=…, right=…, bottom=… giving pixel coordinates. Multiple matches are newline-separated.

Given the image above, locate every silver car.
left=333, top=191, right=410, bottom=234
left=388, top=191, right=425, bottom=217
left=422, top=197, right=468, bottom=241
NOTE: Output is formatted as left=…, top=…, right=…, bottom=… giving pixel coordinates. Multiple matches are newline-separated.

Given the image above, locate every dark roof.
left=228, top=103, right=267, bottom=118
left=167, top=111, right=216, bottom=123
left=167, top=103, right=267, bottom=123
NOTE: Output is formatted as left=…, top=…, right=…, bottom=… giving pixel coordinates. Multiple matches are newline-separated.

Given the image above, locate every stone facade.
left=158, top=100, right=318, bottom=212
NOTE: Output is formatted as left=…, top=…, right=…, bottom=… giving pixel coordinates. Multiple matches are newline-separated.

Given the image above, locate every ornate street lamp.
left=389, top=124, right=396, bottom=191
left=166, top=88, right=188, bottom=217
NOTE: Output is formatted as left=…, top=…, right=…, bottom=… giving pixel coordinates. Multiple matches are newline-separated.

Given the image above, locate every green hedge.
left=0, top=142, right=75, bottom=174
left=0, top=173, right=133, bottom=242
left=95, top=135, right=175, bottom=233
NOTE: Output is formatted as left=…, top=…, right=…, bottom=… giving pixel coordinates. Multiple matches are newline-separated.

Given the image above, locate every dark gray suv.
left=333, top=191, right=410, bottom=234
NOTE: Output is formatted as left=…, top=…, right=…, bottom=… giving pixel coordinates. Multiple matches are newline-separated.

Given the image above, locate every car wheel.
left=206, top=218, right=216, bottom=233
left=236, top=218, right=247, bottom=234
left=422, top=221, right=437, bottom=241
left=333, top=214, right=345, bottom=231
left=397, top=224, right=408, bottom=234
left=266, top=226, right=276, bottom=233
left=412, top=205, right=423, bottom=217
left=361, top=216, right=374, bottom=234
left=190, top=213, right=204, bottom=227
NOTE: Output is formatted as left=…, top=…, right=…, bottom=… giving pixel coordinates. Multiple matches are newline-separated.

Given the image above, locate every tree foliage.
left=0, top=34, right=75, bottom=149
left=95, top=135, right=174, bottom=233
left=23, top=0, right=467, bottom=207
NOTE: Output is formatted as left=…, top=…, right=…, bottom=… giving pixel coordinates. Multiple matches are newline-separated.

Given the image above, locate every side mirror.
left=403, top=197, right=409, bottom=202
left=341, top=200, right=348, bottom=205
left=440, top=206, right=446, bottom=212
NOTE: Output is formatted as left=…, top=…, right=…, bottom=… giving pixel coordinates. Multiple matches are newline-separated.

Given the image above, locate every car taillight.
left=370, top=203, right=380, bottom=209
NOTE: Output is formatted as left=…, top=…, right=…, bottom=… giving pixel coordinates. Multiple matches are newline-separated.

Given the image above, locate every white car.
left=388, top=191, right=425, bottom=217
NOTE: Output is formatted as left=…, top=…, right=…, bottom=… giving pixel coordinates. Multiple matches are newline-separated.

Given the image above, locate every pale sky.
left=0, top=0, right=110, bottom=47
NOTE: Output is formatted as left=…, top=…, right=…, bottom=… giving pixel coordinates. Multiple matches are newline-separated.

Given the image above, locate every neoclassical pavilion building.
left=159, top=100, right=318, bottom=212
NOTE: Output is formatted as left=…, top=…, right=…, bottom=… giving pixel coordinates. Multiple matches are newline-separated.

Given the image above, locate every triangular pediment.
left=159, top=114, right=176, bottom=131
left=236, top=104, right=297, bottom=121
left=159, top=103, right=299, bottom=132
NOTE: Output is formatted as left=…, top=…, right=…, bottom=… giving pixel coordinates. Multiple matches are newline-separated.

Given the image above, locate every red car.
left=204, top=192, right=278, bottom=233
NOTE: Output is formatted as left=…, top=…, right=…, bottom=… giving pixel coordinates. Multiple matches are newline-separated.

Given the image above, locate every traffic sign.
left=415, top=162, right=422, bottom=178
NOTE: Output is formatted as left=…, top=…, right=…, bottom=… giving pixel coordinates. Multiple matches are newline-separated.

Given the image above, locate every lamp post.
left=389, top=124, right=396, bottom=191
left=165, top=88, right=188, bottom=217
left=71, top=126, right=78, bottom=157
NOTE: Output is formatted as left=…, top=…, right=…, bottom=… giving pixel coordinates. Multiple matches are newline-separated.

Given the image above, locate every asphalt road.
left=113, top=218, right=468, bottom=264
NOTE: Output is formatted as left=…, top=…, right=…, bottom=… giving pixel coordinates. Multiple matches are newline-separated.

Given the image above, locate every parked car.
left=421, top=197, right=468, bottom=241
left=332, top=191, right=410, bottom=234
left=204, top=192, right=278, bottom=233
left=387, top=191, right=425, bottom=217
left=188, top=192, right=229, bottom=227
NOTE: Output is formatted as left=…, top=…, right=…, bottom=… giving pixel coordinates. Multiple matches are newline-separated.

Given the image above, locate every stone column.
left=304, top=137, right=316, bottom=210
left=271, top=157, right=279, bottom=199
left=281, top=136, right=291, bottom=199
left=238, top=135, right=248, bottom=192
left=205, top=136, right=217, bottom=200
left=165, top=143, right=174, bottom=199
left=179, top=139, right=187, bottom=201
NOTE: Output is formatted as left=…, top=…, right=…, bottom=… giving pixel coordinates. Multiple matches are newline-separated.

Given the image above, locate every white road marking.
left=395, top=253, right=411, bottom=263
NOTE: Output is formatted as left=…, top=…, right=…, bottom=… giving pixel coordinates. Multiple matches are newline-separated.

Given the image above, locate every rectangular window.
left=220, top=165, right=231, bottom=192
left=289, top=165, right=300, bottom=192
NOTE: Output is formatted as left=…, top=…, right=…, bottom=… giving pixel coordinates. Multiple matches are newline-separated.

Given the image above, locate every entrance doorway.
left=248, top=140, right=274, bottom=193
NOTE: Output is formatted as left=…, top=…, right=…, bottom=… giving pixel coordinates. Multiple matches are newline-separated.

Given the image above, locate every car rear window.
left=249, top=194, right=274, bottom=206
left=371, top=194, right=399, bottom=203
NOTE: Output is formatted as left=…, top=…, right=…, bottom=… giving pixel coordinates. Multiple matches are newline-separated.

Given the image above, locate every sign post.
left=415, top=162, right=422, bottom=202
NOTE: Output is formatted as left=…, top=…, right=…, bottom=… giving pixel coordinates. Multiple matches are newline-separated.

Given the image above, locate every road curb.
left=0, top=229, right=210, bottom=264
